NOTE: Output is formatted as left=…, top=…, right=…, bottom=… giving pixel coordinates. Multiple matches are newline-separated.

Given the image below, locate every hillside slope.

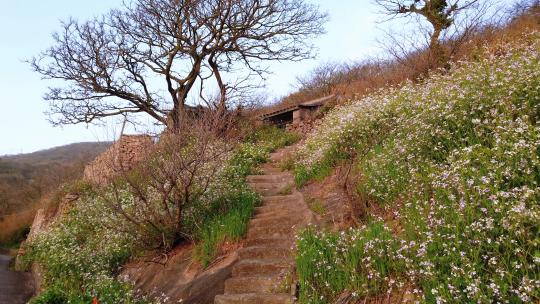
left=292, top=32, right=540, bottom=303
left=0, top=142, right=111, bottom=215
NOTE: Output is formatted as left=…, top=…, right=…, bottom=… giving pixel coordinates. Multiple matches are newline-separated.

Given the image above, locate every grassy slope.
left=293, top=33, right=540, bottom=303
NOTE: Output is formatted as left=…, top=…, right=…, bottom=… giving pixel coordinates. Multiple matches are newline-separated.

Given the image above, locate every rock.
left=120, top=244, right=238, bottom=304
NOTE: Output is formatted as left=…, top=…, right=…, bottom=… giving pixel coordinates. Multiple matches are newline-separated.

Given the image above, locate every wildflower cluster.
left=24, top=188, right=142, bottom=303
left=295, top=33, right=540, bottom=303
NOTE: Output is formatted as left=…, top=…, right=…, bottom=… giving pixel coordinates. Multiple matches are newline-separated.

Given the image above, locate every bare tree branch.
left=30, top=0, right=328, bottom=131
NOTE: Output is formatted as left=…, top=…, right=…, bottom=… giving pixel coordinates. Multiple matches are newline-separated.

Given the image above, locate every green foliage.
left=23, top=191, right=138, bottom=303
left=246, top=125, right=301, bottom=152
left=305, top=197, right=325, bottom=215
left=294, top=33, right=540, bottom=303
left=296, top=222, right=406, bottom=303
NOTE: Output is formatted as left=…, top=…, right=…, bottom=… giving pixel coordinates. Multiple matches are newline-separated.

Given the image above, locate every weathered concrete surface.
left=121, top=244, right=238, bottom=304
left=0, top=253, right=34, bottom=304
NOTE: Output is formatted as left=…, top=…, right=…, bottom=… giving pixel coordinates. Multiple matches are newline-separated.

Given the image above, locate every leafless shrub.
left=99, top=112, right=240, bottom=251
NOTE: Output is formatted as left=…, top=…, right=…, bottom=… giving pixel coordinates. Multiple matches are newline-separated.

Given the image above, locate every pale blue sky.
left=0, top=0, right=513, bottom=155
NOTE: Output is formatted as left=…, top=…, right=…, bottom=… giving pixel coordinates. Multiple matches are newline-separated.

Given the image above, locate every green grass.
left=195, top=191, right=259, bottom=267
left=305, top=197, right=325, bottom=215
left=246, top=125, right=301, bottom=152
left=194, top=126, right=300, bottom=266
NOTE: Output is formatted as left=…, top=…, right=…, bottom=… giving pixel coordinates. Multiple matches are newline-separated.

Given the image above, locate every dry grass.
left=0, top=190, right=65, bottom=245
left=259, top=2, right=540, bottom=117
left=0, top=206, right=38, bottom=244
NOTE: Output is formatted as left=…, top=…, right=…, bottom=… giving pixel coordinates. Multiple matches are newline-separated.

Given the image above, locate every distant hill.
left=0, top=142, right=111, bottom=215
left=1, top=142, right=112, bottom=164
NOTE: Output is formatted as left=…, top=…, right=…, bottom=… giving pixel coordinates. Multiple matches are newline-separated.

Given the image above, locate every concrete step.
left=244, top=237, right=294, bottom=248
left=254, top=204, right=306, bottom=217
left=238, top=246, right=293, bottom=260
left=215, top=293, right=293, bottom=304
left=260, top=193, right=302, bottom=206
left=259, top=163, right=283, bottom=173
left=233, top=259, right=293, bottom=277
left=246, top=224, right=296, bottom=239
left=254, top=208, right=310, bottom=220
left=247, top=174, right=293, bottom=184
left=224, top=276, right=281, bottom=294
left=249, top=182, right=293, bottom=196
left=250, top=213, right=305, bottom=229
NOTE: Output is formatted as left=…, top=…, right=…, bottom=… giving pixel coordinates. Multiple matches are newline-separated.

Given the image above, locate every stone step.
left=233, top=259, right=293, bottom=277
left=246, top=224, right=296, bottom=239
left=247, top=174, right=293, bottom=184
left=225, top=276, right=282, bottom=294
left=254, top=208, right=310, bottom=220
left=249, top=182, right=293, bottom=196
left=238, top=246, right=293, bottom=260
left=215, top=293, right=293, bottom=304
left=269, top=153, right=285, bottom=163
left=254, top=204, right=306, bottom=217
left=249, top=213, right=305, bottom=229
left=260, top=193, right=302, bottom=205
left=244, top=237, right=294, bottom=248
left=259, top=164, right=283, bottom=174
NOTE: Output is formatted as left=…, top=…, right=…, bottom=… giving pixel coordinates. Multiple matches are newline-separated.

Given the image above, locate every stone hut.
left=259, top=95, right=335, bottom=127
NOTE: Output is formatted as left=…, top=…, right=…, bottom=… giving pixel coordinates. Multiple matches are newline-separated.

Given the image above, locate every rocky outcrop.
left=25, top=193, right=79, bottom=242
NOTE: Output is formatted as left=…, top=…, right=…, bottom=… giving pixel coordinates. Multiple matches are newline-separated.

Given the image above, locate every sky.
left=0, top=0, right=512, bottom=155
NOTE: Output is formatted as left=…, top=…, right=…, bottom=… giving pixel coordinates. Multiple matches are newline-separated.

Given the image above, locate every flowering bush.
left=295, top=33, right=540, bottom=303
left=25, top=188, right=141, bottom=303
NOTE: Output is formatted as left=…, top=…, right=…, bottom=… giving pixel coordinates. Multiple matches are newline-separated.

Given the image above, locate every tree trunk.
left=208, top=57, right=227, bottom=113
left=429, top=26, right=449, bottom=69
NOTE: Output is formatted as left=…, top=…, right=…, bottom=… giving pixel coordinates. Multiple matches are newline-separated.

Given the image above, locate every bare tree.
left=30, top=0, right=327, bottom=131
left=375, top=0, right=480, bottom=64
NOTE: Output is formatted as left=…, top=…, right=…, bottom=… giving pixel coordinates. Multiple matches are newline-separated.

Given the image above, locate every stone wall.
left=83, top=135, right=154, bottom=186
left=286, top=117, right=320, bottom=136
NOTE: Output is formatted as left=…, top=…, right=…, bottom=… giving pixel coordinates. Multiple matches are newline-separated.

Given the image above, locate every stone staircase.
left=214, top=149, right=315, bottom=304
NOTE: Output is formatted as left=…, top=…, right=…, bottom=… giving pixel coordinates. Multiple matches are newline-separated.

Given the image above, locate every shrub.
left=24, top=191, right=139, bottom=303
